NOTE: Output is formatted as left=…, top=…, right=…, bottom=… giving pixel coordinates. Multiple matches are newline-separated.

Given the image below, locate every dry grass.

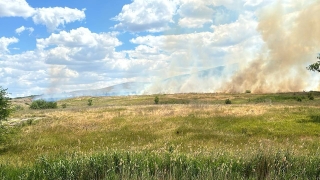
left=1, top=92, right=320, bottom=167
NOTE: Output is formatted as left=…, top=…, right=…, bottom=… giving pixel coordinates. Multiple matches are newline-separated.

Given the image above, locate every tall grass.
left=1, top=151, right=320, bottom=179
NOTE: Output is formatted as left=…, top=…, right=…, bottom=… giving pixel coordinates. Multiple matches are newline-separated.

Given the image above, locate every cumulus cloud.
left=15, top=26, right=34, bottom=35
left=244, top=0, right=264, bottom=7
left=0, top=50, right=49, bottom=96
left=0, top=0, right=35, bottom=18
left=178, top=18, right=212, bottom=28
left=37, top=27, right=120, bottom=49
left=0, top=0, right=85, bottom=31
left=37, top=27, right=121, bottom=66
left=210, top=13, right=258, bottom=46
left=132, top=13, right=258, bottom=51
left=112, top=0, right=178, bottom=32
left=32, top=7, right=86, bottom=32
left=128, top=12, right=261, bottom=81
left=177, top=1, right=213, bottom=28
left=0, top=37, right=19, bottom=53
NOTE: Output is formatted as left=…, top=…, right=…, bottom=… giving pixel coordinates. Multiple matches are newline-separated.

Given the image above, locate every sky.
left=0, top=0, right=319, bottom=97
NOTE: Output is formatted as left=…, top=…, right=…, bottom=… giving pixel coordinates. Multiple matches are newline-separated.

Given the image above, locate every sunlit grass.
left=1, top=92, right=320, bottom=178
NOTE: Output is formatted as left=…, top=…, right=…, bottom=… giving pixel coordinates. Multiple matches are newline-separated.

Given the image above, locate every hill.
left=34, top=65, right=232, bottom=101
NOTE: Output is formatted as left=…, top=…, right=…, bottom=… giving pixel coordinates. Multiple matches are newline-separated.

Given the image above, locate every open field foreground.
left=1, top=92, right=320, bottom=179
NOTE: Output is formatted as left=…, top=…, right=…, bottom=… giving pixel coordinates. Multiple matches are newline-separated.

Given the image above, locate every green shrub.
left=296, top=97, right=302, bottom=102
left=225, top=99, right=232, bottom=104
left=308, top=93, right=314, bottom=100
left=61, top=103, right=67, bottom=108
left=87, top=99, right=93, bottom=106
left=30, top=99, right=58, bottom=109
left=245, top=90, right=251, bottom=93
left=154, top=96, right=159, bottom=104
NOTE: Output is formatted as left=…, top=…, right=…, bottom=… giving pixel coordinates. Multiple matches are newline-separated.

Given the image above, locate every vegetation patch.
left=29, top=99, right=58, bottom=109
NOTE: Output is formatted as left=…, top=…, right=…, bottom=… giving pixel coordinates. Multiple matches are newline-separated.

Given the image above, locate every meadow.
left=1, top=92, right=320, bottom=179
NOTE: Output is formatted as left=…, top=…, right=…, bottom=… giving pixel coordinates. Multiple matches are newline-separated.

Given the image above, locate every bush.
left=225, top=99, right=232, bottom=104
left=308, top=93, right=314, bottom=100
left=154, top=96, right=159, bottom=104
left=61, top=103, right=67, bottom=108
left=30, top=99, right=58, bottom=109
left=296, top=97, right=302, bottom=102
left=245, top=90, right=251, bottom=93
left=87, top=99, right=93, bottom=106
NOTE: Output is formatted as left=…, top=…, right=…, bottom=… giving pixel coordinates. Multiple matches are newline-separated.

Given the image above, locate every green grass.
left=1, top=92, right=320, bottom=179
left=2, top=151, right=320, bottom=179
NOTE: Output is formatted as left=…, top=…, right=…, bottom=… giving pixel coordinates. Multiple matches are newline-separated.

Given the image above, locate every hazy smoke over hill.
left=36, top=1, right=320, bottom=101
left=223, top=1, right=320, bottom=93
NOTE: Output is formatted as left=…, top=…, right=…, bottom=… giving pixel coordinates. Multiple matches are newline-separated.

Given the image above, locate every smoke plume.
left=224, top=1, right=320, bottom=93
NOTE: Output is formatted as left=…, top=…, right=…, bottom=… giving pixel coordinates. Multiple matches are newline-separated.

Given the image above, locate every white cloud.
left=0, top=37, right=19, bottom=53
left=178, top=18, right=212, bottom=28
left=32, top=7, right=86, bottom=32
left=129, top=12, right=261, bottom=78
left=0, top=0, right=85, bottom=31
left=112, top=0, right=178, bottom=32
left=178, top=1, right=214, bottom=18
left=0, top=50, right=49, bottom=96
left=37, top=27, right=120, bottom=49
left=36, top=27, right=122, bottom=77
left=15, top=26, right=34, bottom=35
left=210, top=13, right=258, bottom=45
left=244, top=0, right=264, bottom=7
left=0, top=0, right=35, bottom=18
left=175, top=0, right=243, bottom=28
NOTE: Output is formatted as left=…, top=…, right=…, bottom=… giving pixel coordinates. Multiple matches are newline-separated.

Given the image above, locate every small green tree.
left=307, top=55, right=320, bottom=72
left=88, top=99, right=93, bottom=106
left=0, top=87, right=11, bottom=122
left=225, top=99, right=232, bottom=104
left=154, top=96, right=159, bottom=104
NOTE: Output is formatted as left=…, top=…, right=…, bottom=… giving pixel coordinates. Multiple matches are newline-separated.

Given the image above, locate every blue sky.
left=0, top=0, right=319, bottom=97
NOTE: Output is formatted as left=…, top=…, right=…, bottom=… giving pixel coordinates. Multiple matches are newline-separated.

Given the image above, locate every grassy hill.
left=1, top=92, right=320, bottom=179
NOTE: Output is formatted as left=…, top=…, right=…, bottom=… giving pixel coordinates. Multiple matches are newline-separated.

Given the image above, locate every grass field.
left=1, top=92, right=320, bottom=179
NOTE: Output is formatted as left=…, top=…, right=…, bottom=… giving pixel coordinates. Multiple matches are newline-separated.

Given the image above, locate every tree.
left=0, top=87, right=11, bottom=122
left=307, top=54, right=320, bottom=72
left=154, top=96, right=159, bottom=104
